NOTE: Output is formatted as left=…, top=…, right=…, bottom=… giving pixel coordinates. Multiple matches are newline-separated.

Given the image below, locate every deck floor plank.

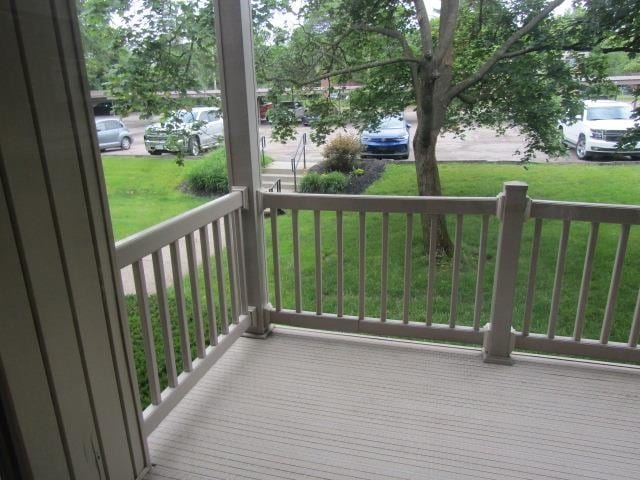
left=146, top=328, right=640, bottom=480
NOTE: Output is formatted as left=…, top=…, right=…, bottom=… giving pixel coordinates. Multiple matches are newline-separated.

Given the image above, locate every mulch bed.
left=308, top=158, right=391, bottom=194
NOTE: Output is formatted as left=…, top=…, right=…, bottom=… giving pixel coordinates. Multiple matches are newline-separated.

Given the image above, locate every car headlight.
left=394, top=134, right=409, bottom=141
left=590, top=129, right=604, bottom=139
left=361, top=135, right=371, bottom=142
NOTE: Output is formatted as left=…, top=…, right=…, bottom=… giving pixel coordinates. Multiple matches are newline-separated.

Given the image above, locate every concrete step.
left=262, top=167, right=295, bottom=175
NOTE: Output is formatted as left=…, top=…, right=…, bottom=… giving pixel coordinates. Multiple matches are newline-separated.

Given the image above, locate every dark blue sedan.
left=361, top=115, right=411, bottom=159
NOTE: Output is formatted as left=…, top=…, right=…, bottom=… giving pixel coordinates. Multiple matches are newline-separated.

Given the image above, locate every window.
left=586, top=106, right=632, bottom=121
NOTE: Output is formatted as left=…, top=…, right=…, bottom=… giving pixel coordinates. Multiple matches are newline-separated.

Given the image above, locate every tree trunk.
left=413, top=125, right=454, bottom=257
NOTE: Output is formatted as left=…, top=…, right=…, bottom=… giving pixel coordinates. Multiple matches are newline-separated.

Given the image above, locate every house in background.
left=1, top=1, right=639, bottom=479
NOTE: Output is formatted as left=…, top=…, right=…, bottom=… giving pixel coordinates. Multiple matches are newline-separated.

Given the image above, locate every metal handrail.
left=260, top=135, right=267, bottom=167
left=290, top=132, right=307, bottom=192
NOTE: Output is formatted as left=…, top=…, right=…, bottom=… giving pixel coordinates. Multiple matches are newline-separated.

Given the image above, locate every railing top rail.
left=115, top=190, right=243, bottom=268
left=261, top=191, right=497, bottom=215
left=530, top=199, right=640, bottom=225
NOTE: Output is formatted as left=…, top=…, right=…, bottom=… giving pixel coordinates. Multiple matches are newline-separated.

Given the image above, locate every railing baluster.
left=199, top=225, right=218, bottom=347
left=628, top=288, right=640, bottom=348
left=449, top=215, right=464, bottom=328
left=403, top=213, right=413, bottom=324
left=380, top=212, right=389, bottom=322
left=151, top=250, right=178, bottom=388
left=186, top=232, right=206, bottom=358
left=170, top=240, right=192, bottom=372
left=473, top=215, right=490, bottom=331
left=292, top=209, right=302, bottom=313
left=212, top=220, right=228, bottom=334
left=426, top=215, right=438, bottom=326
left=522, top=219, right=543, bottom=336
left=601, top=224, right=631, bottom=344
left=224, top=214, right=240, bottom=324
left=359, top=212, right=366, bottom=320
left=270, top=208, right=282, bottom=311
left=548, top=220, right=571, bottom=339
left=336, top=211, right=344, bottom=317
left=132, top=260, right=161, bottom=405
left=314, top=210, right=322, bottom=315
left=234, top=209, right=249, bottom=314
left=574, top=222, right=599, bottom=341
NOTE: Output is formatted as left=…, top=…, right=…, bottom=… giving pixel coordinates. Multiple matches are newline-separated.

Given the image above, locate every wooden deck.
left=144, top=327, right=640, bottom=480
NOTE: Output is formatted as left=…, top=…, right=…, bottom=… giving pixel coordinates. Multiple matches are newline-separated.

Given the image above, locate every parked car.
left=361, top=115, right=411, bottom=159
left=144, top=107, right=224, bottom=156
left=257, top=96, right=273, bottom=123
left=268, top=101, right=306, bottom=123
left=95, top=117, right=132, bottom=151
left=560, top=100, right=640, bottom=160
left=93, top=100, right=113, bottom=116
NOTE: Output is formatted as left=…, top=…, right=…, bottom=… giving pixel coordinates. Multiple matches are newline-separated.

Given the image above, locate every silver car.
left=144, top=107, right=224, bottom=156
left=95, top=117, right=132, bottom=151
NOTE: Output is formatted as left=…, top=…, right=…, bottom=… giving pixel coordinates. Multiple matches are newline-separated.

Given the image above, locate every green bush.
left=300, top=172, right=323, bottom=193
left=322, top=133, right=361, bottom=172
left=321, top=171, right=348, bottom=193
left=300, top=171, right=348, bottom=194
left=186, top=157, right=229, bottom=195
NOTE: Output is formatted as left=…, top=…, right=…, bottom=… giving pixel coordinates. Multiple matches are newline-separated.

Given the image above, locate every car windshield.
left=586, top=106, right=632, bottom=120
left=379, top=116, right=404, bottom=129
left=167, top=111, right=194, bottom=123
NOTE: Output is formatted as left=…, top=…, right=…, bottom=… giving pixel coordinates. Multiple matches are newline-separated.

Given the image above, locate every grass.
left=104, top=148, right=272, bottom=240
left=265, top=163, right=640, bottom=348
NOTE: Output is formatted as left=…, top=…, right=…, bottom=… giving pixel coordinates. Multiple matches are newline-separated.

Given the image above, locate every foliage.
left=322, top=133, right=361, bottom=172
left=78, top=0, right=291, bottom=116
left=185, top=155, right=229, bottom=196
left=352, top=167, right=365, bottom=176
left=300, top=171, right=348, bottom=193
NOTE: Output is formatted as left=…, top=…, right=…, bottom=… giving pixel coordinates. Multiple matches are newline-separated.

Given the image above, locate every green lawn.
left=104, top=148, right=263, bottom=240
left=266, top=163, right=640, bottom=348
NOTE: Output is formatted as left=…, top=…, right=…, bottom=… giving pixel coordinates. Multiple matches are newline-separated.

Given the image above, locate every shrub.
left=300, top=171, right=348, bottom=194
left=321, top=171, right=348, bottom=193
left=186, top=157, right=229, bottom=195
left=300, top=172, right=323, bottom=193
left=322, top=133, right=361, bottom=172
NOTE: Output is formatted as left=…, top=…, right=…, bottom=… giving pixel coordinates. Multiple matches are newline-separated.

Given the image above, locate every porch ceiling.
left=144, top=327, right=640, bottom=480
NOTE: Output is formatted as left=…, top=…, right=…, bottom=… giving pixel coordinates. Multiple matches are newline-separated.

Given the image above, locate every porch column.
left=214, top=0, right=271, bottom=335
left=0, top=1, right=147, bottom=478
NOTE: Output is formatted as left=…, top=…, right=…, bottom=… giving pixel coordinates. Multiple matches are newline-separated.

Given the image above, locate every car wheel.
left=188, top=136, right=201, bottom=156
left=120, top=136, right=131, bottom=150
left=575, top=135, right=590, bottom=160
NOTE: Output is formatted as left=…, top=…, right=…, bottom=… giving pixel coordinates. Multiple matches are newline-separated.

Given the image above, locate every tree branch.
left=448, top=0, right=565, bottom=99
left=436, top=0, right=460, bottom=66
left=353, top=24, right=416, bottom=60
left=500, top=42, right=640, bottom=60
left=266, top=57, right=422, bottom=87
left=413, top=0, right=433, bottom=57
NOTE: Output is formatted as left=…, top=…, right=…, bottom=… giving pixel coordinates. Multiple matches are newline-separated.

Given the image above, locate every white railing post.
left=214, top=0, right=271, bottom=336
left=484, top=182, right=530, bottom=365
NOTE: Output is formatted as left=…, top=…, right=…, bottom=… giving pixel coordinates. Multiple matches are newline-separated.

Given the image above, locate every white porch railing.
left=261, top=182, right=640, bottom=364
left=115, top=189, right=250, bottom=436
left=115, top=181, right=640, bottom=438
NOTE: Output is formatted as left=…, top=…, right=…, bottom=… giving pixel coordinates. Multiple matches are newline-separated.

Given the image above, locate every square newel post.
left=214, top=0, right=271, bottom=336
left=483, top=182, right=530, bottom=365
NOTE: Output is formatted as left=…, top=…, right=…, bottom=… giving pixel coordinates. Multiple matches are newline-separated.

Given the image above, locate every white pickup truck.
left=144, top=107, right=224, bottom=156
left=560, top=100, right=640, bottom=160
